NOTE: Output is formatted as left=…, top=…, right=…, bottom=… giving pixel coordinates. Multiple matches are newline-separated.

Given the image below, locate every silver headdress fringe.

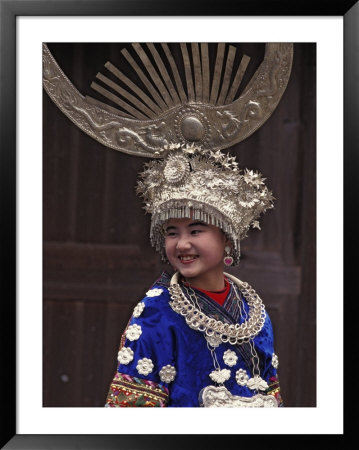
left=136, top=144, right=274, bottom=265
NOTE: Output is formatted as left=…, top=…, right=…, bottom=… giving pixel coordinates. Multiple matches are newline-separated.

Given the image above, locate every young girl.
left=105, top=144, right=283, bottom=408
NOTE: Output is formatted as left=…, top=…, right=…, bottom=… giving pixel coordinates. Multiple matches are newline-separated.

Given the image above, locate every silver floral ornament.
left=243, top=169, right=266, bottom=187
left=209, top=368, right=231, bottom=384
left=163, top=154, right=190, bottom=185
left=182, top=143, right=200, bottom=155
left=117, top=347, right=134, bottom=365
left=223, top=349, right=238, bottom=367
left=247, top=375, right=269, bottom=391
left=159, top=365, right=177, bottom=383
left=205, top=334, right=222, bottom=348
left=136, top=357, right=154, bottom=376
left=146, top=288, right=163, bottom=297
left=235, top=368, right=249, bottom=386
left=272, top=353, right=279, bottom=369
left=133, top=302, right=145, bottom=318
left=125, top=324, right=142, bottom=341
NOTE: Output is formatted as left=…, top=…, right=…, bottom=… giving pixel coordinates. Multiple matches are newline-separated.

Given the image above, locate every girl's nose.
left=176, top=234, right=191, bottom=250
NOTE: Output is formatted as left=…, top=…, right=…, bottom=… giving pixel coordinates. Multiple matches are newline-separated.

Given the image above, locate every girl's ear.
left=224, top=237, right=232, bottom=248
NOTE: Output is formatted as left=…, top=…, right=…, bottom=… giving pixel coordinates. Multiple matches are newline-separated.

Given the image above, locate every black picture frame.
left=1, top=1, right=356, bottom=448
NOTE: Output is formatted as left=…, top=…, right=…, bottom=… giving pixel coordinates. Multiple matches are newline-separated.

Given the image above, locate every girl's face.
left=164, top=217, right=230, bottom=291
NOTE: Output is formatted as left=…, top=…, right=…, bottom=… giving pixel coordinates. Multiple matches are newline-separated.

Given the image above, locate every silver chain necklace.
left=168, top=272, right=266, bottom=345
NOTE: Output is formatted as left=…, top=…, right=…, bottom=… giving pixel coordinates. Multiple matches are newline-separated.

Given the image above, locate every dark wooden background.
left=43, top=42, right=316, bottom=407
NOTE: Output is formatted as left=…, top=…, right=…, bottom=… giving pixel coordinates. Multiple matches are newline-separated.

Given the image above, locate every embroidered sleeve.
left=265, top=375, right=284, bottom=407
left=105, top=286, right=176, bottom=407
left=105, top=372, right=169, bottom=407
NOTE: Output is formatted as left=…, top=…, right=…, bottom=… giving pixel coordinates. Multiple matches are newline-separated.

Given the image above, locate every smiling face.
left=164, top=217, right=230, bottom=291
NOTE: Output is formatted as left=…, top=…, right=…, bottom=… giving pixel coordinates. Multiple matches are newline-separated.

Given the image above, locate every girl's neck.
left=182, top=273, right=226, bottom=292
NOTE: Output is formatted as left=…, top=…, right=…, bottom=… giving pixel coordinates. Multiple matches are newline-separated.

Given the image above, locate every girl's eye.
left=191, top=229, right=202, bottom=235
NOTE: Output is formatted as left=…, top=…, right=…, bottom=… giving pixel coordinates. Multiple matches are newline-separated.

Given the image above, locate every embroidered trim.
left=265, top=375, right=284, bottom=407
left=106, top=372, right=169, bottom=407
left=120, top=317, right=133, bottom=349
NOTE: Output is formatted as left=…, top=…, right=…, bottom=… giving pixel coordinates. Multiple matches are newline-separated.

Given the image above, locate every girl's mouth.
left=178, top=255, right=198, bottom=264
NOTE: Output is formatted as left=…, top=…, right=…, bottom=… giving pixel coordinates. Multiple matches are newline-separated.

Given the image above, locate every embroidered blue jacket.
left=106, top=272, right=282, bottom=407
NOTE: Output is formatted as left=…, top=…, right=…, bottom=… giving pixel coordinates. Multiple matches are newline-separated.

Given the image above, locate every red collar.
left=187, top=277, right=230, bottom=306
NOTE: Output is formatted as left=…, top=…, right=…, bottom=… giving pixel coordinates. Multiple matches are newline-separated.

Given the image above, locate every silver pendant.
left=205, top=334, right=222, bottom=348
left=246, top=375, right=269, bottom=391
left=209, top=369, right=231, bottom=384
left=199, top=385, right=278, bottom=408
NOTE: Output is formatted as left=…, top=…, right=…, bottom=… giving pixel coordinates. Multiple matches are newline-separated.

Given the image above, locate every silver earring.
left=223, top=246, right=234, bottom=266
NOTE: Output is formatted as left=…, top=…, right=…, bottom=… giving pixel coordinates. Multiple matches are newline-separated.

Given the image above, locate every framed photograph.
left=2, top=1, right=356, bottom=448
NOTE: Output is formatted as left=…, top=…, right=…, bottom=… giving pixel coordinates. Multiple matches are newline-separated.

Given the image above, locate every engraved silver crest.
left=199, top=385, right=278, bottom=408
left=43, top=43, right=293, bottom=157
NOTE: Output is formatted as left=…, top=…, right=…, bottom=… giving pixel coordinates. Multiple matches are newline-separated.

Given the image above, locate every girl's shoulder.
left=149, top=271, right=172, bottom=289
left=138, top=271, right=172, bottom=306
left=128, top=272, right=174, bottom=324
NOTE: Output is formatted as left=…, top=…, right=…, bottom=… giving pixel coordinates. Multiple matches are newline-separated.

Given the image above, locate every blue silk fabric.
left=115, top=272, right=280, bottom=407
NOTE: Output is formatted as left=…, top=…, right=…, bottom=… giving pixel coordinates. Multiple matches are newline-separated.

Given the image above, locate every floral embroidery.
left=159, top=365, right=177, bottom=383
left=272, top=353, right=279, bottom=369
left=146, top=288, right=163, bottom=297
left=223, top=349, right=238, bottom=367
left=125, top=324, right=142, bottom=341
left=133, top=302, right=145, bottom=318
left=235, top=368, right=249, bottom=386
left=136, top=358, right=154, bottom=376
left=247, top=375, right=269, bottom=391
left=209, top=369, right=231, bottom=384
left=117, top=347, right=134, bottom=365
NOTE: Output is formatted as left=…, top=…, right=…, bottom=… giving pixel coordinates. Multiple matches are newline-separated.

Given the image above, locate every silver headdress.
left=137, top=143, right=274, bottom=264
left=43, top=43, right=293, bottom=264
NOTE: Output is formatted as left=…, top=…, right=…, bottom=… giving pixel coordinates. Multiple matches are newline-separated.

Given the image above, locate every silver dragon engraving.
left=43, top=43, right=293, bottom=157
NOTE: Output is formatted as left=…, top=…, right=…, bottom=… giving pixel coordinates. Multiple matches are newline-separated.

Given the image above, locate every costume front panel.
left=106, top=273, right=283, bottom=407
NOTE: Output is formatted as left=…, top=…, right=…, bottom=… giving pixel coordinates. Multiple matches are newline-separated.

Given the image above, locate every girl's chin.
left=176, top=266, right=201, bottom=279
left=177, top=266, right=198, bottom=276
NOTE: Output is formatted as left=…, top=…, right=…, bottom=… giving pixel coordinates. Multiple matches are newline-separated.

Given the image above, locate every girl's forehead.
left=165, top=218, right=222, bottom=234
left=166, top=217, right=195, bottom=227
